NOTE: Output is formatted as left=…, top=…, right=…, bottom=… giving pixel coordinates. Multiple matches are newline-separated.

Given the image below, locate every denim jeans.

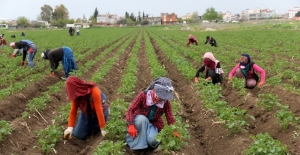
left=27, top=45, right=37, bottom=68
left=72, top=93, right=109, bottom=140
left=126, top=115, right=160, bottom=150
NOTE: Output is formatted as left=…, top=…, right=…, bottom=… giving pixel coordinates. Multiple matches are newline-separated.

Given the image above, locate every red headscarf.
left=203, top=59, right=216, bottom=70
left=66, top=76, right=96, bottom=115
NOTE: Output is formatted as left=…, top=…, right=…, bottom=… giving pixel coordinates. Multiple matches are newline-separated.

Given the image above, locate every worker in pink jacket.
left=228, top=54, right=266, bottom=89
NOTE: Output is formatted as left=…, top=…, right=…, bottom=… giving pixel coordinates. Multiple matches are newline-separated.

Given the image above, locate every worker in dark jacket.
left=10, top=40, right=37, bottom=68
left=41, top=46, right=77, bottom=80
left=205, top=36, right=217, bottom=47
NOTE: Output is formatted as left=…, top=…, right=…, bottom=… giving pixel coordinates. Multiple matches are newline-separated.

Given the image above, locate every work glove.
left=29, top=48, right=33, bottom=53
left=173, top=131, right=181, bottom=139
left=257, top=82, right=264, bottom=87
left=227, top=78, right=232, bottom=84
left=63, top=127, right=73, bottom=139
left=128, top=124, right=138, bottom=139
left=20, top=61, right=24, bottom=66
left=50, top=72, right=55, bottom=77
left=101, top=130, right=107, bottom=137
left=11, top=54, right=15, bottom=58
left=194, top=77, right=199, bottom=83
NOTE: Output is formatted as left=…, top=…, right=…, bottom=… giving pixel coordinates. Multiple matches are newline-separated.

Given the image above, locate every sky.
left=0, top=0, right=299, bottom=20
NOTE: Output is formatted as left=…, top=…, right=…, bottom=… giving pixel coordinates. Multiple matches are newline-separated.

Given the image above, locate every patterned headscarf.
left=145, top=77, right=174, bottom=100
left=66, top=76, right=96, bottom=115
left=240, top=54, right=251, bottom=78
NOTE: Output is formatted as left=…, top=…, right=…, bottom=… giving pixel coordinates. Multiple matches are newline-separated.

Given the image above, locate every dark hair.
left=206, top=36, right=210, bottom=39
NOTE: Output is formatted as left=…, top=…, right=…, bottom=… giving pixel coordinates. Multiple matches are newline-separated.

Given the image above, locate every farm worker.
left=68, top=27, right=73, bottom=36
left=0, top=34, right=7, bottom=46
left=63, top=76, right=109, bottom=140
left=205, top=36, right=217, bottom=47
left=10, top=40, right=38, bottom=68
left=76, top=26, right=80, bottom=36
left=194, top=52, right=224, bottom=84
left=41, top=46, right=77, bottom=80
left=228, top=54, right=266, bottom=89
left=125, top=77, right=180, bottom=150
left=187, top=34, right=198, bottom=46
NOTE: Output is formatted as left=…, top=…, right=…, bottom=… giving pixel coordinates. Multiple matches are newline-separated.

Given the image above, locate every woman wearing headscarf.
left=10, top=40, right=37, bottom=68
left=228, top=54, right=266, bottom=89
left=194, top=52, right=224, bottom=84
left=125, top=77, right=179, bottom=150
left=63, top=76, right=109, bottom=140
left=41, top=46, right=77, bottom=80
left=187, top=34, right=198, bottom=46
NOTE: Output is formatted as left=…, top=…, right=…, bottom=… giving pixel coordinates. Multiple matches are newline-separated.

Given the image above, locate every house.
left=288, top=7, right=300, bottom=19
left=223, top=11, right=232, bottom=22
left=161, top=13, right=177, bottom=25
left=96, top=13, right=119, bottom=26
left=182, top=13, right=192, bottom=20
left=31, top=20, right=50, bottom=28
left=241, top=8, right=277, bottom=20
left=144, top=17, right=162, bottom=25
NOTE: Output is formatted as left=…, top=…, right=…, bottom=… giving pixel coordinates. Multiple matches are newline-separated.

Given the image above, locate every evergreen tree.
left=93, top=8, right=99, bottom=19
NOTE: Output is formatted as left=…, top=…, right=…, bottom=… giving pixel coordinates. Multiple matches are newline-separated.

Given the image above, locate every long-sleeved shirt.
left=205, top=37, right=217, bottom=46
left=228, top=63, right=266, bottom=83
left=47, top=47, right=64, bottom=71
left=126, top=91, right=175, bottom=131
left=14, top=41, right=31, bottom=61
left=68, top=86, right=106, bottom=129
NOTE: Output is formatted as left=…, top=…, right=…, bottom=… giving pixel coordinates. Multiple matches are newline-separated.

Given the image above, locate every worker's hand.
left=50, top=72, right=55, bottom=77
left=28, top=48, right=33, bottom=53
left=194, top=77, right=199, bottom=83
left=257, top=82, right=264, bottom=88
left=101, top=130, right=107, bottom=137
left=227, top=78, right=232, bottom=84
left=61, top=77, right=67, bottom=80
left=20, top=61, right=24, bottom=66
left=11, top=54, right=15, bottom=58
left=173, top=131, right=181, bottom=139
left=63, top=127, right=73, bottom=139
left=128, top=124, right=138, bottom=139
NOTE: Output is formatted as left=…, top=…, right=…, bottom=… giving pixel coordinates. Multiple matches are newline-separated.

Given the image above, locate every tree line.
left=9, top=4, right=236, bottom=28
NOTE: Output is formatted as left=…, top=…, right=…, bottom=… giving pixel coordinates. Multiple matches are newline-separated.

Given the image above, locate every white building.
left=288, top=7, right=300, bottom=19
left=223, top=11, right=232, bottom=22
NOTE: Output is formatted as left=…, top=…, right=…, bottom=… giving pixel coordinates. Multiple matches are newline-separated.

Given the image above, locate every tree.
left=129, top=12, right=135, bottom=22
left=125, top=12, right=129, bottom=19
left=52, top=4, right=69, bottom=20
left=93, top=8, right=99, bottom=19
left=296, top=11, right=300, bottom=17
left=138, top=11, right=141, bottom=21
left=17, top=16, right=29, bottom=28
left=188, top=11, right=199, bottom=23
left=40, top=4, right=53, bottom=22
left=202, top=7, right=222, bottom=21
left=143, top=11, right=145, bottom=19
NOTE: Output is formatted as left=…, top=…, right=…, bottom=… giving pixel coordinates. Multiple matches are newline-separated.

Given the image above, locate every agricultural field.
left=0, top=22, right=300, bottom=155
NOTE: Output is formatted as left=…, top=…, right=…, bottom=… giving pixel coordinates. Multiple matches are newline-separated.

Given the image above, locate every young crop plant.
left=0, top=120, right=13, bottom=141
left=244, top=133, right=290, bottom=155
left=93, top=140, right=126, bottom=155
left=257, top=94, right=281, bottom=111
left=219, top=107, right=254, bottom=133
left=105, top=99, right=129, bottom=140
left=35, top=125, right=63, bottom=154
left=230, top=78, right=247, bottom=96
left=155, top=124, right=190, bottom=154
left=275, top=108, right=299, bottom=130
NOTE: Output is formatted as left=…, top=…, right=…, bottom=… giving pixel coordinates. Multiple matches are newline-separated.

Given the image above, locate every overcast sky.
left=0, top=0, right=298, bottom=20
